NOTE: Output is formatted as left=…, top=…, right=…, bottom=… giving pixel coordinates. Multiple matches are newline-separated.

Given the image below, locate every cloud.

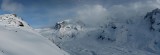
left=71, top=0, right=160, bottom=27
left=107, top=0, right=160, bottom=22
left=75, top=5, right=108, bottom=26
left=151, top=0, right=160, bottom=8
left=0, top=0, right=159, bottom=28
left=1, top=0, right=24, bottom=13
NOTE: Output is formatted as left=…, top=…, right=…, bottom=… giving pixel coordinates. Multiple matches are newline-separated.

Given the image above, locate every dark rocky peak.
left=144, top=8, right=160, bottom=31
left=145, top=8, right=160, bottom=18
left=151, top=8, right=160, bottom=14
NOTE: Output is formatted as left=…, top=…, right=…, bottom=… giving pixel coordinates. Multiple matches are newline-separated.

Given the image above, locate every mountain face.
left=145, top=8, right=160, bottom=32
left=0, top=14, right=69, bottom=55
left=53, top=19, right=85, bottom=39
left=37, top=8, right=160, bottom=55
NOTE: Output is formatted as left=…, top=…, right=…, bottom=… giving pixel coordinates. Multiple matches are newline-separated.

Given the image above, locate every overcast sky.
left=0, top=0, right=159, bottom=28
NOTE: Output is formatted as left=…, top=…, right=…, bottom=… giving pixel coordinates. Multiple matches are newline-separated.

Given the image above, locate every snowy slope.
left=0, top=14, right=69, bottom=55
left=36, top=8, right=160, bottom=55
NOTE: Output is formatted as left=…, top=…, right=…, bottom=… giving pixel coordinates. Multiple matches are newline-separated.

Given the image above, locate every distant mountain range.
left=36, top=8, right=160, bottom=55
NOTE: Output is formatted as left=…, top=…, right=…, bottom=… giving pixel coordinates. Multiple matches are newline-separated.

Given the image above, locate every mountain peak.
left=54, top=19, right=85, bottom=30
left=152, top=8, right=160, bottom=13
left=145, top=8, right=160, bottom=18
left=0, top=14, right=31, bottom=29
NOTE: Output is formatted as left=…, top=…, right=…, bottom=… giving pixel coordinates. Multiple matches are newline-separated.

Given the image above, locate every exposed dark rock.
left=144, top=8, right=160, bottom=31
left=19, top=21, right=24, bottom=27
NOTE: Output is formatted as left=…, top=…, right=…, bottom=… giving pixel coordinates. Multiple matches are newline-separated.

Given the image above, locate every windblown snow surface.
left=0, top=14, right=69, bottom=55
left=36, top=9, right=160, bottom=55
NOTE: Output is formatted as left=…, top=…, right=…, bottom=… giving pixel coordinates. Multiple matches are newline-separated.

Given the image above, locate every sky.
left=0, top=0, right=160, bottom=28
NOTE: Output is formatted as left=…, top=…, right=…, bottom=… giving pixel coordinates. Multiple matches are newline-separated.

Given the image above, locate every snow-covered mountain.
left=0, top=14, right=31, bottom=29
left=36, top=8, right=160, bottom=55
left=0, top=14, right=69, bottom=55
